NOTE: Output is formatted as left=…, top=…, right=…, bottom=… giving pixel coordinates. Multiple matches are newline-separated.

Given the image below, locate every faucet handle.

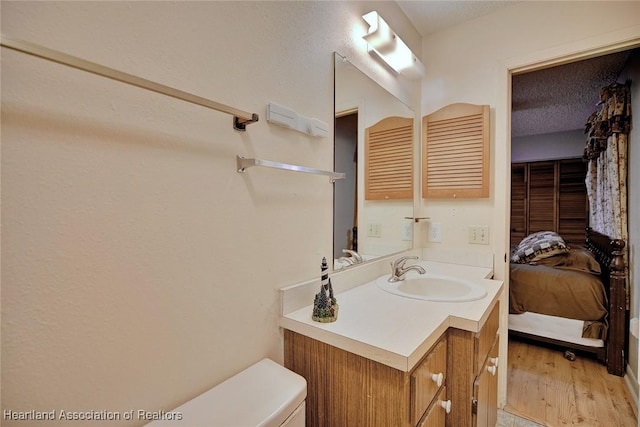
left=393, top=255, right=418, bottom=268
left=342, top=249, right=363, bottom=262
left=389, top=256, right=424, bottom=283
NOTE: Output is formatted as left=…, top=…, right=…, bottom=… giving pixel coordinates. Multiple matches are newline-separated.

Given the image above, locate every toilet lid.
left=146, top=358, right=306, bottom=427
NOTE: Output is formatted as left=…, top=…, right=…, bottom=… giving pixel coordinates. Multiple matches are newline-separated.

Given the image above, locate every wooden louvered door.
left=510, top=163, right=527, bottom=247
left=422, top=103, right=489, bottom=199
left=365, top=116, right=414, bottom=200
left=509, top=158, right=588, bottom=248
left=558, top=159, right=588, bottom=247
left=528, top=161, right=557, bottom=233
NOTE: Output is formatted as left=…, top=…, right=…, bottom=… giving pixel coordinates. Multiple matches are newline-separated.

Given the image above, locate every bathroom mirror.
left=333, top=52, right=414, bottom=270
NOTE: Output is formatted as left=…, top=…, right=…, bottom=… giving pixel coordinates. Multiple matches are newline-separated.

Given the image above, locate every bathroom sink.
left=376, top=273, right=487, bottom=302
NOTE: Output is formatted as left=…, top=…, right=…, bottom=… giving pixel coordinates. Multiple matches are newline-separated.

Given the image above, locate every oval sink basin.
left=376, top=273, right=487, bottom=302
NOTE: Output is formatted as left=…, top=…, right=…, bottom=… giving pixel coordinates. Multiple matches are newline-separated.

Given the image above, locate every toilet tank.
left=146, top=358, right=306, bottom=427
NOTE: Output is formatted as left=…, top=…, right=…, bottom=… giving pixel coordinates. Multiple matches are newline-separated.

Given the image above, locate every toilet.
left=146, top=358, right=306, bottom=427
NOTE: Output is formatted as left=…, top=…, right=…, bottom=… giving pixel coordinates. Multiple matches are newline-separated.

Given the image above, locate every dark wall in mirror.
left=333, top=53, right=414, bottom=270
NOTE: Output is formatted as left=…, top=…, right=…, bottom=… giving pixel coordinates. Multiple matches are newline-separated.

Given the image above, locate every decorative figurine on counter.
left=312, top=257, right=338, bottom=323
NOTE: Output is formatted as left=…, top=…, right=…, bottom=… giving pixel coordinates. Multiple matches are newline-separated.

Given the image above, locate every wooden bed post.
left=607, top=239, right=627, bottom=376
left=585, top=227, right=628, bottom=376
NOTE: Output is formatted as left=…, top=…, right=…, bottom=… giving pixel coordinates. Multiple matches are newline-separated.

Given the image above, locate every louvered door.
left=422, top=103, right=490, bottom=198
left=509, top=158, right=588, bottom=248
left=365, top=116, right=414, bottom=200
left=528, top=161, right=557, bottom=233
left=558, top=159, right=588, bottom=247
left=510, top=163, right=527, bottom=247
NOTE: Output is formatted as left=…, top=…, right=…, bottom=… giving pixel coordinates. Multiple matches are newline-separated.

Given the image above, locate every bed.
left=508, top=228, right=627, bottom=376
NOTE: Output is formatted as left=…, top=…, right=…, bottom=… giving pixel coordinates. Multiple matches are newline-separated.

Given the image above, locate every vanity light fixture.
left=362, top=11, right=424, bottom=79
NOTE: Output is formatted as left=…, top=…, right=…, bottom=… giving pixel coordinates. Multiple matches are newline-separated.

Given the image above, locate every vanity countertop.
left=279, top=260, right=503, bottom=372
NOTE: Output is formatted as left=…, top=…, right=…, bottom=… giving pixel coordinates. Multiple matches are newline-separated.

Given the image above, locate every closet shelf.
left=236, top=156, right=345, bottom=183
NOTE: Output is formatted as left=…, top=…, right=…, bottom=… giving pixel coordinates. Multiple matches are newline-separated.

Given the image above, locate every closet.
left=510, top=158, right=588, bottom=248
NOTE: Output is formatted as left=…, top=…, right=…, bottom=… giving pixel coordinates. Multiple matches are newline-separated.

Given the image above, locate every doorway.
left=504, top=45, right=640, bottom=425
left=334, top=111, right=358, bottom=259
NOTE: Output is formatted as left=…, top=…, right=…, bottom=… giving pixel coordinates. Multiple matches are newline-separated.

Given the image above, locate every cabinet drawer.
left=417, top=386, right=448, bottom=427
left=475, top=303, right=499, bottom=374
left=411, top=335, right=447, bottom=425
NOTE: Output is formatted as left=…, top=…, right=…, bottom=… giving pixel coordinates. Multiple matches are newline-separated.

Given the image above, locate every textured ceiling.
left=396, top=1, right=512, bottom=37
left=511, top=51, right=631, bottom=137
left=396, top=1, right=632, bottom=137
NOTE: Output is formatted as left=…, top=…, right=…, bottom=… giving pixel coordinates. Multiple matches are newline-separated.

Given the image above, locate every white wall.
left=618, top=48, right=640, bottom=399
left=0, top=2, right=421, bottom=425
left=419, top=0, right=640, bottom=407
left=512, top=129, right=585, bottom=162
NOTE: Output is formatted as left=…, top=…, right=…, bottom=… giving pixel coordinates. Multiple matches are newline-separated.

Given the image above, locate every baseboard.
left=624, top=363, right=639, bottom=419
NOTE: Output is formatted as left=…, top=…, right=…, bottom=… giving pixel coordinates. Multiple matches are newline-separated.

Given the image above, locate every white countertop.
left=280, top=261, right=503, bottom=372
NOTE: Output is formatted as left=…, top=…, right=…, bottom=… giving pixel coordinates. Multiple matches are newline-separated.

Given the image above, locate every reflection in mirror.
left=333, top=52, right=414, bottom=271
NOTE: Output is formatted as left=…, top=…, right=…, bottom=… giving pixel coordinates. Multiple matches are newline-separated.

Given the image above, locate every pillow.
left=510, top=231, right=570, bottom=264
left=531, top=248, right=601, bottom=274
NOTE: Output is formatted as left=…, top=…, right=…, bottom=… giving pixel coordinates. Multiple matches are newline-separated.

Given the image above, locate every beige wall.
left=419, top=0, right=640, bottom=406
left=620, top=49, right=640, bottom=399
left=3, top=1, right=640, bottom=423
left=0, top=2, right=421, bottom=425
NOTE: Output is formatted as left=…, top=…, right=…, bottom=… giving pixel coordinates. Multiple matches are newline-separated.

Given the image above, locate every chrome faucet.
left=337, top=256, right=356, bottom=266
left=336, top=249, right=364, bottom=268
left=389, top=256, right=426, bottom=282
left=342, top=249, right=363, bottom=263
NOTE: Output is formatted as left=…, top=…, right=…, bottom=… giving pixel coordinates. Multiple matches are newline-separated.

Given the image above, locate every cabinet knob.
left=487, top=365, right=497, bottom=376
left=431, top=372, right=444, bottom=387
left=489, top=356, right=499, bottom=367
left=439, top=399, right=452, bottom=414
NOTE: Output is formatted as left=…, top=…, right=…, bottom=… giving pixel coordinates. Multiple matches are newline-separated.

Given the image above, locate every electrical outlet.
left=367, top=223, right=381, bottom=238
left=429, top=222, right=442, bottom=242
left=401, top=222, right=413, bottom=241
left=469, top=226, right=489, bottom=244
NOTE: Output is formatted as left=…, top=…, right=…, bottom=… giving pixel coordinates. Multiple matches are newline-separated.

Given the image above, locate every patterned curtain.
left=584, top=81, right=631, bottom=243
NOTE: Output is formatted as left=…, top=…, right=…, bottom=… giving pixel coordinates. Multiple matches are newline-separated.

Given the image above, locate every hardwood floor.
left=505, top=338, right=637, bottom=426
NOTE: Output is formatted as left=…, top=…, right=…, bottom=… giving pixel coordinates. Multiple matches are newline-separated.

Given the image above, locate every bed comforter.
left=509, top=263, right=607, bottom=339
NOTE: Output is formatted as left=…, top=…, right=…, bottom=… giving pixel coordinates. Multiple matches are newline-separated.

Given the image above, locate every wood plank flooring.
left=505, top=338, right=637, bottom=426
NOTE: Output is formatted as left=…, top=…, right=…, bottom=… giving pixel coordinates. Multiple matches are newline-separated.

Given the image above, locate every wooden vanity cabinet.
left=283, top=301, right=499, bottom=427
left=284, top=330, right=449, bottom=427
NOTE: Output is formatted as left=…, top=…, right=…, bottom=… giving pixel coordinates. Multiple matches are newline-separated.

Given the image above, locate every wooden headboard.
left=585, top=227, right=627, bottom=376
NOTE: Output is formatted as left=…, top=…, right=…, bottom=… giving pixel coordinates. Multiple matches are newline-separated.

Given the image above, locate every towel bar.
left=237, top=156, right=345, bottom=183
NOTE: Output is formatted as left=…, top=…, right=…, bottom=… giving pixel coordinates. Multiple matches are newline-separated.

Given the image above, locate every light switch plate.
left=368, top=223, right=381, bottom=238
left=469, top=226, right=489, bottom=244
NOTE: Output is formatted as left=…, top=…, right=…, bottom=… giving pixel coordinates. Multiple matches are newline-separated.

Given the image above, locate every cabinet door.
left=418, top=387, right=448, bottom=427
left=472, top=337, right=499, bottom=427
left=422, top=103, right=490, bottom=199
left=486, top=337, right=499, bottom=427
left=365, top=116, right=414, bottom=200
left=475, top=304, right=499, bottom=374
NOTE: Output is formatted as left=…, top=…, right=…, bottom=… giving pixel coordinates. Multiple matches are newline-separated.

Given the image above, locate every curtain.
left=584, top=81, right=631, bottom=243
